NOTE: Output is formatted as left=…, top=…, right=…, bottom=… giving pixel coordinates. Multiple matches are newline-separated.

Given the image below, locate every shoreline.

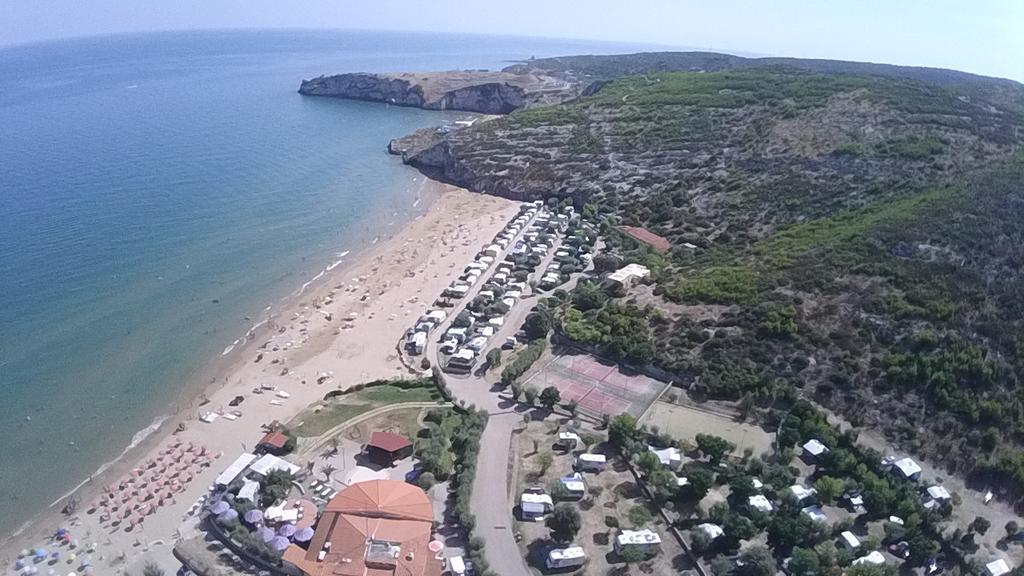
left=0, top=178, right=521, bottom=573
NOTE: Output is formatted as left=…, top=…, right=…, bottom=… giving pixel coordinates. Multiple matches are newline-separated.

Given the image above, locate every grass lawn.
left=289, top=384, right=442, bottom=437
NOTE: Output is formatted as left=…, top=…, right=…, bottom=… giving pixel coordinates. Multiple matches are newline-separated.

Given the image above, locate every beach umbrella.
left=293, top=527, right=315, bottom=543
left=16, top=560, right=26, bottom=569
left=277, top=524, right=296, bottom=538
left=216, top=509, right=238, bottom=524
left=209, top=501, right=230, bottom=515
left=243, top=509, right=263, bottom=524
left=269, top=536, right=290, bottom=552
left=256, top=526, right=275, bottom=543
left=428, top=540, right=444, bottom=554
left=56, top=528, right=68, bottom=537
left=35, top=550, right=47, bottom=561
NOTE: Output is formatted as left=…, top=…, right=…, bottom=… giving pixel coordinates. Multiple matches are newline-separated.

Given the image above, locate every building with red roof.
left=257, top=430, right=290, bottom=456
left=365, top=432, right=414, bottom=466
left=282, top=480, right=441, bottom=576
left=616, top=225, right=671, bottom=254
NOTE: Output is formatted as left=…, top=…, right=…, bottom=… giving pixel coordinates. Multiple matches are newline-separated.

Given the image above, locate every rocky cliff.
left=299, top=73, right=427, bottom=107
left=299, top=71, right=575, bottom=114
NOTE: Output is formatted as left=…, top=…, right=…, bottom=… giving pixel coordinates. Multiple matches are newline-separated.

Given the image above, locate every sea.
left=0, top=29, right=664, bottom=539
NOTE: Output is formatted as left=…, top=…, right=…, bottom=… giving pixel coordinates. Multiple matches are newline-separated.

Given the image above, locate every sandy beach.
left=0, top=180, right=520, bottom=574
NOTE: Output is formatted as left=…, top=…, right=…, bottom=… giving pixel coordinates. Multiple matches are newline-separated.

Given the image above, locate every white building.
left=854, top=551, right=887, bottom=566
left=576, top=453, right=606, bottom=472
left=647, top=446, right=682, bottom=467
left=546, top=546, right=586, bottom=570
left=749, top=494, right=774, bottom=513
left=559, top=474, right=587, bottom=498
left=987, top=559, right=1011, bottom=576
left=790, top=484, right=818, bottom=502
left=801, top=505, right=827, bottom=523
left=607, top=263, right=651, bottom=287
left=802, top=439, right=830, bottom=460
left=698, top=523, right=724, bottom=540
left=556, top=432, right=581, bottom=450
left=840, top=531, right=861, bottom=550
left=926, top=485, right=951, bottom=501
left=891, top=457, right=923, bottom=481
left=614, top=529, right=662, bottom=555
left=520, top=492, right=554, bottom=519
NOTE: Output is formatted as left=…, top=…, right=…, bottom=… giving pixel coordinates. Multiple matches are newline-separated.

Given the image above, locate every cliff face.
left=299, top=74, right=426, bottom=107
left=299, top=71, right=570, bottom=114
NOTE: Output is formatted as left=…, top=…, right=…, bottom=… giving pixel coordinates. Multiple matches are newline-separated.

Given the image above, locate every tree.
left=609, top=414, right=640, bottom=449
left=628, top=504, right=653, bottom=527
left=690, top=529, right=712, bottom=554
left=523, top=311, right=551, bottom=341
left=696, top=433, right=736, bottom=464
left=538, top=451, right=554, bottom=475
left=320, top=464, right=336, bottom=482
left=907, top=534, right=940, bottom=566
left=572, top=282, right=609, bottom=311
left=767, top=514, right=818, bottom=555
left=728, top=476, right=757, bottom=503
left=546, top=504, right=581, bottom=542
left=621, top=546, right=648, bottom=563
left=142, top=563, right=165, bottom=576
left=593, top=253, right=623, bottom=274
left=539, top=386, right=561, bottom=410
left=814, top=476, right=844, bottom=504
left=1006, top=520, right=1019, bottom=539
left=648, top=467, right=680, bottom=503
left=970, top=516, right=992, bottom=535
left=737, top=545, right=776, bottom=576
left=524, top=387, right=538, bottom=405
left=722, top=513, right=757, bottom=546
left=788, top=547, right=820, bottom=576
left=566, top=399, right=579, bottom=416
left=637, top=451, right=662, bottom=478
left=485, top=348, right=502, bottom=368
left=417, top=472, right=436, bottom=491
left=680, top=467, right=715, bottom=501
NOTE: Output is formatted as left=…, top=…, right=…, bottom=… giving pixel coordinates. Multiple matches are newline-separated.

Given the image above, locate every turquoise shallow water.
left=0, top=29, right=659, bottom=537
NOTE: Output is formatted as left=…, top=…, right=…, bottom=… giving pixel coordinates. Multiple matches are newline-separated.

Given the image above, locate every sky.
left=2, top=0, right=1022, bottom=82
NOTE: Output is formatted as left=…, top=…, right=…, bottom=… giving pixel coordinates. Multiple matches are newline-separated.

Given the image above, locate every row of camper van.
left=407, top=202, right=541, bottom=358
left=403, top=309, right=448, bottom=355
left=440, top=204, right=564, bottom=371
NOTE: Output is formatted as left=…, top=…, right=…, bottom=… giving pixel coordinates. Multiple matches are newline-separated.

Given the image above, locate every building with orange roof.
left=282, top=480, right=442, bottom=576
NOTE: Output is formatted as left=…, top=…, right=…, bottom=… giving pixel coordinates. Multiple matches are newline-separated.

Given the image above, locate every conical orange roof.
left=326, top=479, right=433, bottom=522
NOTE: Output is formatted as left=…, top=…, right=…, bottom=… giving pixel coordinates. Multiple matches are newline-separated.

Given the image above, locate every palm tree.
left=142, top=562, right=165, bottom=576
left=321, top=464, right=337, bottom=481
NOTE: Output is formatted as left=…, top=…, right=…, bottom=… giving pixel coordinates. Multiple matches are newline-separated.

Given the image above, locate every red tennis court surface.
left=524, top=353, right=668, bottom=418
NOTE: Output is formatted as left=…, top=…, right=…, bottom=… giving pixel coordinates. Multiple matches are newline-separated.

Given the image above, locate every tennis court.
left=523, top=353, right=669, bottom=418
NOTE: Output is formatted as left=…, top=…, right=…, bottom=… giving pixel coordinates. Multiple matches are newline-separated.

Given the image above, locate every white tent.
left=215, top=452, right=257, bottom=487
left=249, top=454, right=300, bottom=477
left=237, top=478, right=260, bottom=502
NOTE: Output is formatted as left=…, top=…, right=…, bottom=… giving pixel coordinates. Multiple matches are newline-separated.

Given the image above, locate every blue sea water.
left=0, top=29, right=660, bottom=537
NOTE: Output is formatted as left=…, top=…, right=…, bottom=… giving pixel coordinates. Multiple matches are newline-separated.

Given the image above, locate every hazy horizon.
left=1, top=1, right=1021, bottom=83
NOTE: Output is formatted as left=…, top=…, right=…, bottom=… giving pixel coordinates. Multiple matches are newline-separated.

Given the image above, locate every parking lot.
left=522, top=352, right=669, bottom=418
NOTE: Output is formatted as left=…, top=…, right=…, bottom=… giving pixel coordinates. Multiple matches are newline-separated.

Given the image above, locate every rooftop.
left=283, top=480, right=440, bottom=576
left=368, top=431, right=413, bottom=454
left=616, top=226, right=671, bottom=253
